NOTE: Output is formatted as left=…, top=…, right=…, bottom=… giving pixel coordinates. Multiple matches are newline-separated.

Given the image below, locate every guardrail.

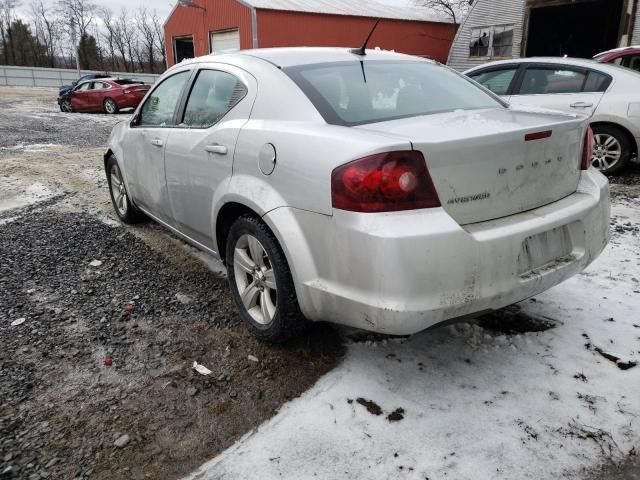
left=0, top=65, right=161, bottom=88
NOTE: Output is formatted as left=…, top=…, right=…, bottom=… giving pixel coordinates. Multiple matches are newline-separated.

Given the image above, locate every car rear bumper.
left=264, top=170, right=610, bottom=335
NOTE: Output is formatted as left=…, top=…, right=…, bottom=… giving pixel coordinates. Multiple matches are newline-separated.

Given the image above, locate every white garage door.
left=210, top=29, right=240, bottom=54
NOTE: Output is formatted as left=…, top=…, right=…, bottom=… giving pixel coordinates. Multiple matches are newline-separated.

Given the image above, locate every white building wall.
left=448, top=0, right=527, bottom=71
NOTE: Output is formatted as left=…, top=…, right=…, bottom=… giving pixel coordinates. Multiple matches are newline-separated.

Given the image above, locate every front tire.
left=226, top=215, right=307, bottom=343
left=591, top=125, right=631, bottom=175
left=106, top=156, right=146, bottom=224
left=60, top=100, right=72, bottom=112
left=104, top=98, right=119, bottom=114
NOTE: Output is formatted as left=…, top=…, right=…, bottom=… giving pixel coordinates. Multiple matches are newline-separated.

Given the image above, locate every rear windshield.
left=114, top=79, right=144, bottom=85
left=284, top=60, right=504, bottom=126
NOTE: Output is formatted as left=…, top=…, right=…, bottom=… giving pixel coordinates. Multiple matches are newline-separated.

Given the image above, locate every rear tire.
left=104, top=98, right=119, bottom=114
left=226, top=215, right=308, bottom=343
left=591, top=124, right=631, bottom=175
left=106, top=156, right=146, bottom=224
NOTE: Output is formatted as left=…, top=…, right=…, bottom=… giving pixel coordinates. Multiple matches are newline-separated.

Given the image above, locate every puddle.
left=477, top=305, right=557, bottom=334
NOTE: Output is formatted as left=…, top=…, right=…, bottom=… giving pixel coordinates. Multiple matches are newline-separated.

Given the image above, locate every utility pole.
left=70, top=17, right=80, bottom=78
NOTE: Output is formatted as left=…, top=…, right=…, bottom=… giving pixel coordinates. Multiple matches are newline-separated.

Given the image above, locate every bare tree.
left=135, top=7, right=156, bottom=73
left=31, top=0, right=62, bottom=67
left=56, top=0, right=96, bottom=72
left=415, top=0, right=473, bottom=26
left=99, top=7, right=118, bottom=70
left=151, top=11, right=165, bottom=70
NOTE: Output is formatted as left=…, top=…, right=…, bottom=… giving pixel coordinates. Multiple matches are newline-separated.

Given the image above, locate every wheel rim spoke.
left=247, top=236, right=265, bottom=267
left=264, top=269, right=276, bottom=289
left=240, top=281, right=260, bottom=310
left=234, top=249, right=255, bottom=274
left=260, top=290, right=271, bottom=324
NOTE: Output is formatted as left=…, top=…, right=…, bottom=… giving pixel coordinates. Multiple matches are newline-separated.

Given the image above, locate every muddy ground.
left=0, top=87, right=343, bottom=480
left=1, top=86, right=639, bottom=480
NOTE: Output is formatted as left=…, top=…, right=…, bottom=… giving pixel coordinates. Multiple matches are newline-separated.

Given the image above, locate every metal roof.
left=241, top=0, right=452, bottom=23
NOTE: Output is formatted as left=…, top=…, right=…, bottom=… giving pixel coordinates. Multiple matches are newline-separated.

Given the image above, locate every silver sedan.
left=105, top=48, right=610, bottom=342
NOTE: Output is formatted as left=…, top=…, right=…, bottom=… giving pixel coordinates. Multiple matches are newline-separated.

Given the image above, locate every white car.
left=105, top=48, right=610, bottom=342
left=465, top=57, right=640, bottom=174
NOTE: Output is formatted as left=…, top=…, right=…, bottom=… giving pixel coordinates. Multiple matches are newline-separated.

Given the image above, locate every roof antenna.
left=350, top=18, right=381, bottom=56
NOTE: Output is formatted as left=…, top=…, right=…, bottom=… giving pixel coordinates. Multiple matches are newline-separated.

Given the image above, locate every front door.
left=509, top=64, right=608, bottom=116
left=70, top=81, right=93, bottom=111
left=123, top=69, right=192, bottom=221
left=164, top=65, right=256, bottom=250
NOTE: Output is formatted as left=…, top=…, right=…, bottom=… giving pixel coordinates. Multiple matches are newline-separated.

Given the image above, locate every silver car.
left=105, top=48, right=610, bottom=342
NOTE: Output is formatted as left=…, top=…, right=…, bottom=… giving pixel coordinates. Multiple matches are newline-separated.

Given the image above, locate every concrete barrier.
left=0, top=66, right=161, bottom=88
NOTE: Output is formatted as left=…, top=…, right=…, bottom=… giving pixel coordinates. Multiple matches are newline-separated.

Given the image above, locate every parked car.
left=465, top=57, right=640, bottom=174
left=58, top=78, right=150, bottom=114
left=58, top=72, right=110, bottom=96
left=105, top=48, right=610, bottom=342
left=594, top=46, right=640, bottom=72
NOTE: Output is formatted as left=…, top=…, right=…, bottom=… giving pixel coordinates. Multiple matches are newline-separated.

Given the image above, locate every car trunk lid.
left=356, top=107, right=586, bottom=225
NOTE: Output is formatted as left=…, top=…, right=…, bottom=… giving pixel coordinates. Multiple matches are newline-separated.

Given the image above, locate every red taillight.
left=581, top=126, right=594, bottom=170
left=331, top=151, right=441, bottom=213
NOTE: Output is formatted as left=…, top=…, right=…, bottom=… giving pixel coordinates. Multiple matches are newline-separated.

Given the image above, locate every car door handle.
left=570, top=102, right=593, bottom=108
left=150, top=138, right=164, bottom=147
left=205, top=144, right=228, bottom=155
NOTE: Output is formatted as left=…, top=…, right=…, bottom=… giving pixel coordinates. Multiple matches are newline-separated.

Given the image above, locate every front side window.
left=285, top=61, right=504, bottom=127
left=76, top=82, right=92, bottom=91
left=622, top=54, right=640, bottom=72
left=139, top=71, right=190, bottom=127
left=469, top=67, right=518, bottom=95
left=518, top=68, right=586, bottom=95
left=469, top=25, right=514, bottom=58
left=182, top=69, right=247, bottom=128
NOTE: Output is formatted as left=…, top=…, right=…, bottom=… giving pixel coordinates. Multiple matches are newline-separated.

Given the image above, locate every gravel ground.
left=0, top=86, right=344, bottom=480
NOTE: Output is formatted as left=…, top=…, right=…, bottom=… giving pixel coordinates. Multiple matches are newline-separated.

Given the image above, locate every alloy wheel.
left=109, top=163, right=128, bottom=216
left=61, top=100, right=72, bottom=112
left=105, top=99, right=117, bottom=114
left=233, top=234, right=277, bottom=325
left=591, top=133, right=622, bottom=171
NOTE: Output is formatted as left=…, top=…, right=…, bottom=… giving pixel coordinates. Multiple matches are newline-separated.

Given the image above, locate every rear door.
left=91, top=81, right=110, bottom=111
left=509, top=64, right=609, bottom=116
left=123, top=69, right=192, bottom=222
left=164, top=64, right=255, bottom=249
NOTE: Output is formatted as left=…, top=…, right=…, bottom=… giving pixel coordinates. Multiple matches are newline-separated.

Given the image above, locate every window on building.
left=469, top=25, right=514, bottom=58
left=182, top=69, right=247, bottom=128
left=468, top=67, right=518, bottom=96
left=210, top=29, right=240, bottom=54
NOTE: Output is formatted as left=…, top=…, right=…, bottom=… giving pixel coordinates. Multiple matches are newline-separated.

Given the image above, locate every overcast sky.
left=18, top=0, right=413, bottom=23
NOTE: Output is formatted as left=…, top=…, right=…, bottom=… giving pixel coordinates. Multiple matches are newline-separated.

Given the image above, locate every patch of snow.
left=0, top=181, right=55, bottom=213
left=184, top=202, right=640, bottom=480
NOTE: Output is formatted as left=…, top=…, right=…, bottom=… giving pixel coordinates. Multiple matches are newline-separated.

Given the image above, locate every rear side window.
left=518, top=68, right=586, bottom=95
left=583, top=71, right=611, bottom=92
left=181, top=69, right=247, bottom=128
left=139, top=71, right=190, bottom=127
left=284, top=61, right=503, bottom=127
left=469, top=68, right=517, bottom=95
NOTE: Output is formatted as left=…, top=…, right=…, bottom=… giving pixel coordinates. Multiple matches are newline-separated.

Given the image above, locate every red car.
left=58, top=78, right=150, bottom=114
left=594, top=46, right=640, bottom=72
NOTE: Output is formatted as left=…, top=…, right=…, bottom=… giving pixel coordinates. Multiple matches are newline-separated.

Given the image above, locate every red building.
left=164, top=0, right=456, bottom=67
